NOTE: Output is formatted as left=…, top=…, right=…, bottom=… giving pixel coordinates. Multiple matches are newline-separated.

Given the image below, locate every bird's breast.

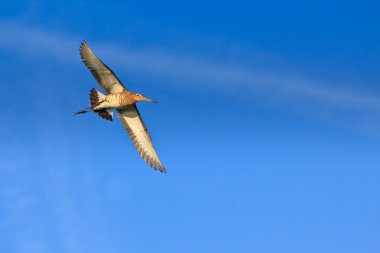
left=104, top=92, right=134, bottom=108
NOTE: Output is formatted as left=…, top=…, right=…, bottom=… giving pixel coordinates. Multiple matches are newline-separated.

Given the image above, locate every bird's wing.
left=80, top=41, right=127, bottom=94
left=117, top=105, right=166, bottom=172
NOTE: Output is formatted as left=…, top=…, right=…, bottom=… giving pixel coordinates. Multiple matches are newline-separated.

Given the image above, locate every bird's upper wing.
left=117, top=105, right=166, bottom=172
left=80, top=41, right=127, bottom=94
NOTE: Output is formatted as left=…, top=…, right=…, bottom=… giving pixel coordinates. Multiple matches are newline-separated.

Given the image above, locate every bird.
left=74, top=41, right=166, bottom=173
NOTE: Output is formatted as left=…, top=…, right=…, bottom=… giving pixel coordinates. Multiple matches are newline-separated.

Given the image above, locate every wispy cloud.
left=1, top=19, right=379, bottom=117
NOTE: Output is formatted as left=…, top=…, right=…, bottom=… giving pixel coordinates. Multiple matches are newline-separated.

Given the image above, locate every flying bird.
left=75, top=41, right=166, bottom=173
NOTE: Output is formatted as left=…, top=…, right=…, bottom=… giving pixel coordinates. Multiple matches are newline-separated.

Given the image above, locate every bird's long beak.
left=142, top=96, right=158, bottom=103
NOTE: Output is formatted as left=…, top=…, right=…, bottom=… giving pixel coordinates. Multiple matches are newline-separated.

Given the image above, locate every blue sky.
left=0, top=1, right=380, bottom=252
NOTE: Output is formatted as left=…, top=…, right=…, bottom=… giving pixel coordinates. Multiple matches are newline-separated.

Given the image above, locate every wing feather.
left=117, top=105, right=166, bottom=173
left=80, top=41, right=127, bottom=94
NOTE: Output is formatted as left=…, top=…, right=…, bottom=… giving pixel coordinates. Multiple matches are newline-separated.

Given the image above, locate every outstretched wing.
left=117, top=105, right=166, bottom=172
left=80, top=41, right=127, bottom=94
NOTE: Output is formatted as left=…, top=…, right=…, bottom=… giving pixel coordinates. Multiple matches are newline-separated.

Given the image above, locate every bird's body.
left=75, top=41, right=166, bottom=173
left=92, top=91, right=135, bottom=110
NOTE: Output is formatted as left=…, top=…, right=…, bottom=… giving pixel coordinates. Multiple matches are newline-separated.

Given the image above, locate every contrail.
left=1, top=19, right=379, bottom=113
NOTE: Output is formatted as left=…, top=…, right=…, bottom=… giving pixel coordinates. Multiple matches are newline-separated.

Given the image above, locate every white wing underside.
left=117, top=106, right=166, bottom=172
left=80, top=42, right=126, bottom=94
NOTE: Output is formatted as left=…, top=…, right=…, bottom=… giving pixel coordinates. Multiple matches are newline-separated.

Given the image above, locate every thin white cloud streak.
left=1, top=19, right=380, bottom=112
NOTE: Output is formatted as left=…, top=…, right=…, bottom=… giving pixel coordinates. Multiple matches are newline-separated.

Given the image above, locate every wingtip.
left=151, top=163, right=166, bottom=173
left=158, top=165, right=167, bottom=173
left=79, top=41, right=89, bottom=52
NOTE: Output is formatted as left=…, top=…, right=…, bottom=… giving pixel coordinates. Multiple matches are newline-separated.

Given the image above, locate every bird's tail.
left=89, top=88, right=114, bottom=121
left=73, top=88, right=113, bottom=121
left=89, top=88, right=105, bottom=109
left=73, top=88, right=104, bottom=115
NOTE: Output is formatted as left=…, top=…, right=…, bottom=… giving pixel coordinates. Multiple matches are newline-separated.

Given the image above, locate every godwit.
left=75, top=42, right=166, bottom=173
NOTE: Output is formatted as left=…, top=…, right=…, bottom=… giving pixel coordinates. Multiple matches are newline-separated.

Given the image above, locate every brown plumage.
left=75, top=41, right=166, bottom=173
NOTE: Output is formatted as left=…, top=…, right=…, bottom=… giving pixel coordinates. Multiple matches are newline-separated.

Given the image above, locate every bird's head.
left=133, top=93, right=158, bottom=103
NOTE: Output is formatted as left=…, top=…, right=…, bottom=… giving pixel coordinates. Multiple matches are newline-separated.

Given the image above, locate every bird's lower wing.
left=117, top=105, right=166, bottom=172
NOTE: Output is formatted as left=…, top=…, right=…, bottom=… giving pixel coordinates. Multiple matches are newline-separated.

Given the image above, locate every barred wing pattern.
left=80, top=41, right=126, bottom=94
left=117, top=106, right=166, bottom=172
